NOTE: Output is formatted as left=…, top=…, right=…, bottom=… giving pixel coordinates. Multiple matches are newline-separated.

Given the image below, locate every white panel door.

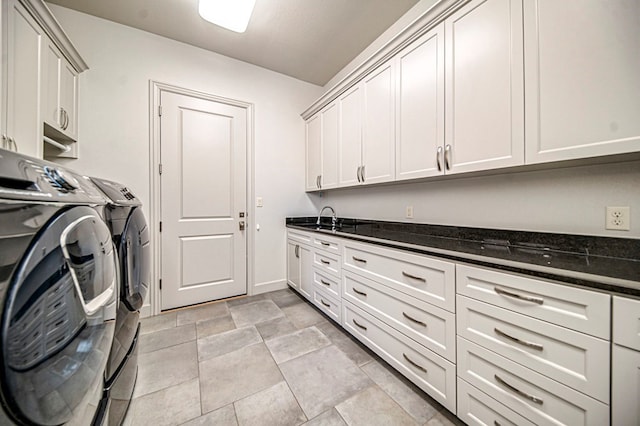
left=362, top=61, right=395, bottom=184
left=305, top=114, right=321, bottom=191
left=338, top=84, right=362, bottom=187
left=524, top=0, right=640, bottom=164
left=160, top=91, right=247, bottom=310
left=396, top=23, right=445, bottom=180
left=320, top=102, right=339, bottom=189
left=445, top=0, right=524, bottom=174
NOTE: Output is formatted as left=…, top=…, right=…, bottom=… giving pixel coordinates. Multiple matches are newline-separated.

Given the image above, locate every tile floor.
left=123, top=288, right=464, bottom=426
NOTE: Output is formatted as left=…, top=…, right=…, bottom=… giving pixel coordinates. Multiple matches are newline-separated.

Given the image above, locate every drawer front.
left=313, top=268, right=340, bottom=299
left=312, top=234, right=341, bottom=255
left=457, top=295, right=610, bottom=403
left=313, top=250, right=341, bottom=278
left=313, top=288, right=341, bottom=324
left=343, top=271, right=455, bottom=362
left=613, top=296, right=640, bottom=350
left=457, top=378, right=535, bottom=426
left=458, top=337, right=609, bottom=426
left=342, top=301, right=456, bottom=413
left=456, top=264, right=610, bottom=339
left=611, top=344, right=640, bottom=426
left=343, top=241, right=455, bottom=312
left=287, top=229, right=313, bottom=244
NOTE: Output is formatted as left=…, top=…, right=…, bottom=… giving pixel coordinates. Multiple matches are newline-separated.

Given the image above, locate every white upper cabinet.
left=524, top=0, right=640, bottom=164
left=395, top=23, right=445, bottom=181
left=43, top=38, right=79, bottom=141
left=444, top=0, right=525, bottom=174
left=2, top=0, right=44, bottom=158
left=338, top=84, right=363, bottom=187
left=305, top=114, right=322, bottom=191
left=361, top=61, right=395, bottom=184
left=320, top=102, right=339, bottom=189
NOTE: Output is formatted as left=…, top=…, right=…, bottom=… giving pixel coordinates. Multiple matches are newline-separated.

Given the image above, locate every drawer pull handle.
left=320, top=241, right=330, bottom=246
left=494, top=328, right=543, bottom=351
left=494, top=374, right=543, bottom=405
left=402, top=312, right=427, bottom=327
left=352, top=319, right=367, bottom=330
left=353, top=288, right=368, bottom=297
left=320, top=259, right=330, bottom=265
left=494, top=287, right=544, bottom=305
left=402, top=271, right=426, bottom=282
left=494, top=422, right=501, bottom=426
left=320, top=299, right=331, bottom=308
left=352, top=256, right=367, bottom=263
left=403, top=353, right=427, bottom=373
left=320, top=279, right=331, bottom=286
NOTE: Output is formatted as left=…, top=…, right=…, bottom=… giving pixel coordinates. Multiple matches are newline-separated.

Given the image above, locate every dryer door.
left=120, top=207, right=150, bottom=311
left=1, top=206, right=117, bottom=426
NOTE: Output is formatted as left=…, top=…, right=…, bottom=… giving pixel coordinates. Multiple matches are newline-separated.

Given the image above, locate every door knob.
left=239, top=221, right=245, bottom=231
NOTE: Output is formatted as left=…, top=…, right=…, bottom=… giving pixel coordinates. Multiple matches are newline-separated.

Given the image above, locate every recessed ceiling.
left=45, top=0, right=420, bottom=86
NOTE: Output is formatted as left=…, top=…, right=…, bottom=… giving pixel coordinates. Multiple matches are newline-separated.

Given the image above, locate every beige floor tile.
left=127, top=378, right=200, bottom=426
left=281, top=303, right=326, bottom=329
left=134, top=341, right=198, bottom=398
left=180, top=404, right=238, bottom=426
left=265, top=326, right=330, bottom=364
left=279, top=345, right=372, bottom=419
left=199, top=343, right=283, bottom=413
left=230, top=299, right=285, bottom=327
left=176, top=302, right=229, bottom=326
left=195, top=315, right=237, bottom=339
left=234, top=381, right=306, bottom=426
left=139, top=323, right=196, bottom=354
left=335, top=386, right=418, bottom=426
left=140, top=312, right=177, bottom=335
left=197, top=326, right=262, bottom=361
left=303, top=409, right=347, bottom=426
left=255, top=316, right=297, bottom=341
left=315, top=321, right=374, bottom=366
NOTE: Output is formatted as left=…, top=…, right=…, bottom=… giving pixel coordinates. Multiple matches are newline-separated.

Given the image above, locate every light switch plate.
left=256, top=197, right=263, bottom=207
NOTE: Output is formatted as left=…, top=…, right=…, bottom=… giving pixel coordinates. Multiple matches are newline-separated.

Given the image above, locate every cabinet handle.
left=356, top=166, right=361, bottom=182
left=352, top=318, right=367, bottom=330
left=444, top=144, right=451, bottom=170
left=402, top=271, right=426, bottom=282
left=295, top=245, right=299, bottom=258
left=402, top=312, right=427, bottom=327
left=352, top=256, right=367, bottom=264
left=361, top=165, right=365, bottom=182
left=10, top=138, right=18, bottom=152
left=353, top=288, right=367, bottom=297
left=320, top=259, right=330, bottom=265
left=320, top=299, right=331, bottom=308
left=494, top=374, right=543, bottom=405
left=436, top=146, right=443, bottom=172
left=494, top=328, right=543, bottom=351
left=402, top=353, right=427, bottom=373
left=320, top=241, right=330, bottom=246
left=494, top=422, right=501, bottom=426
left=320, top=279, right=331, bottom=286
left=494, top=287, right=544, bottom=305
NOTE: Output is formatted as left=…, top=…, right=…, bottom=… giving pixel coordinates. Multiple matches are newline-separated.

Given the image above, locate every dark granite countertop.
left=286, top=217, right=640, bottom=297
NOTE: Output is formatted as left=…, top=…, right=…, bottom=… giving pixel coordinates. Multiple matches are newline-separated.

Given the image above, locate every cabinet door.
left=298, top=244, right=313, bottom=300
left=524, top=0, right=640, bottom=164
left=445, top=0, right=524, bottom=174
left=4, top=0, right=44, bottom=158
left=59, top=61, right=78, bottom=140
left=43, top=41, right=62, bottom=131
left=320, top=102, right=338, bottom=189
left=286, top=241, right=301, bottom=290
left=338, top=84, right=362, bottom=187
left=362, top=61, right=395, bottom=184
left=612, top=344, right=640, bottom=426
left=305, top=114, right=322, bottom=191
left=396, top=23, right=445, bottom=180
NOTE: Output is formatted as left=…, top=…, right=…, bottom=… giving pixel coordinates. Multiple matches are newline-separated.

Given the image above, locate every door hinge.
left=158, top=105, right=162, bottom=116
left=159, top=221, right=162, bottom=232
left=159, top=163, right=162, bottom=175
left=159, top=279, right=162, bottom=290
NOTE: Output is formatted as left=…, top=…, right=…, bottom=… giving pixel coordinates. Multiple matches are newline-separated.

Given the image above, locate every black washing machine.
left=90, top=177, right=149, bottom=426
left=0, top=148, right=117, bottom=425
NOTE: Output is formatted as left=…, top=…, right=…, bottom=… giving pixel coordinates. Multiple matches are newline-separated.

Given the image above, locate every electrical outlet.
left=606, top=206, right=630, bottom=230
left=406, top=206, right=414, bottom=219
left=256, top=197, right=263, bottom=207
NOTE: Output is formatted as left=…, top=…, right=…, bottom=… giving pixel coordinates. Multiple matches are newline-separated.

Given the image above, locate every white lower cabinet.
left=611, top=344, right=640, bottom=426
left=458, top=338, right=609, bottom=425
left=343, top=301, right=456, bottom=412
left=286, top=238, right=312, bottom=300
left=457, top=378, right=535, bottom=426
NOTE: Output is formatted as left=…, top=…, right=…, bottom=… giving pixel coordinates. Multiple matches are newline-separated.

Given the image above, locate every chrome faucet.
left=316, top=206, right=337, bottom=230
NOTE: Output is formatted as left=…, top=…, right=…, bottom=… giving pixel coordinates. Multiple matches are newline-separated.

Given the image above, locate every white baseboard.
left=140, top=303, right=152, bottom=319
left=252, top=279, right=287, bottom=295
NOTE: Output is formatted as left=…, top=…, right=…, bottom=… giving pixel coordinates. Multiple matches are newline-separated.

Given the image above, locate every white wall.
left=48, top=5, right=322, bottom=303
left=308, top=160, right=640, bottom=238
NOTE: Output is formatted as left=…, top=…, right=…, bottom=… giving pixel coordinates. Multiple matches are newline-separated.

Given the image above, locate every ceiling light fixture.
left=198, top=0, right=256, bottom=33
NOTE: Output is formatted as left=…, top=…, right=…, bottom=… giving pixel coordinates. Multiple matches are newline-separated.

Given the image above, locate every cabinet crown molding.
left=301, top=0, right=468, bottom=120
left=20, top=0, right=89, bottom=72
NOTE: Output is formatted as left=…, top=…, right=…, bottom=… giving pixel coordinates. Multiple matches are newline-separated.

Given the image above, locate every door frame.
left=148, top=81, right=255, bottom=316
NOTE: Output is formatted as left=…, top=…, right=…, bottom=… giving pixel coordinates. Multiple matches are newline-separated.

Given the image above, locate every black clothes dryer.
left=0, top=148, right=117, bottom=425
left=90, top=177, right=149, bottom=426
